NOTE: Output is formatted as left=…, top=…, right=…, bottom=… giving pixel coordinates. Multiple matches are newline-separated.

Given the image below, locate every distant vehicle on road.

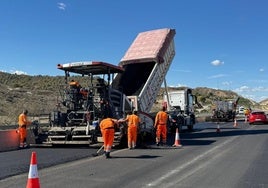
left=163, top=88, right=197, bottom=132
left=235, top=105, right=246, bottom=121
left=210, top=97, right=239, bottom=122
left=238, top=106, right=245, bottom=114
left=248, top=111, right=268, bottom=125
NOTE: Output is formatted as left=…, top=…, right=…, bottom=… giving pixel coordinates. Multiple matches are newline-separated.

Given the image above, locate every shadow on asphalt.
left=109, top=154, right=161, bottom=159
left=182, top=129, right=268, bottom=140
left=163, top=124, right=268, bottom=147
left=180, top=139, right=216, bottom=146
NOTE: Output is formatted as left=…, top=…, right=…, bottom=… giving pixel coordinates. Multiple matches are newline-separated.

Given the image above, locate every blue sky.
left=0, top=0, right=268, bottom=102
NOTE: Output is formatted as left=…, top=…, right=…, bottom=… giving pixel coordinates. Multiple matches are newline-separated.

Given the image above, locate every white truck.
left=35, top=28, right=176, bottom=147
left=163, top=88, right=196, bottom=132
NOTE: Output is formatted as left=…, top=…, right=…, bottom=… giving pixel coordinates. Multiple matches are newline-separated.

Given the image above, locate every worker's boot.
left=156, top=138, right=160, bottom=146
left=128, top=143, right=132, bottom=149
left=105, top=152, right=111, bottom=159
left=23, top=142, right=29, bottom=148
left=19, top=143, right=24, bottom=149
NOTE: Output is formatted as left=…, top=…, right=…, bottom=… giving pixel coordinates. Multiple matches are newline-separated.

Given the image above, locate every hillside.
left=0, top=72, right=89, bottom=125
left=153, top=87, right=265, bottom=113
left=259, top=98, right=268, bottom=113
left=0, top=71, right=266, bottom=125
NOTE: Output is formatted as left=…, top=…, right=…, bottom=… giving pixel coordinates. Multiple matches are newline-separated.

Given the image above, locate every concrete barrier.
left=0, top=117, right=209, bottom=152
left=0, top=129, right=36, bottom=152
left=0, top=130, right=19, bottom=152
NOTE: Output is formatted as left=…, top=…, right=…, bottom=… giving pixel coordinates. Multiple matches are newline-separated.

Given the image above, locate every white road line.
left=145, top=125, right=256, bottom=187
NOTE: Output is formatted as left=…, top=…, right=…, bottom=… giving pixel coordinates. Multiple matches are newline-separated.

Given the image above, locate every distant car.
left=248, top=111, right=268, bottom=124
left=238, top=106, right=245, bottom=114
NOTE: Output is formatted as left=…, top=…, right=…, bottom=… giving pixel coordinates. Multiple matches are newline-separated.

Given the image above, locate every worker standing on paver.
left=154, top=106, right=168, bottom=146
left=18, top=109, right=32, bottom=148
left=99, top=117, right=118, bottom=158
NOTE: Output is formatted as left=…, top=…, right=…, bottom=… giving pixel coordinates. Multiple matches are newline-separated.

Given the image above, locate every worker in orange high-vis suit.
left=120, top=110, right=141, bottom=149
left=100, top=117, right=118, bottom=158
left=18, top=109, right=31, bottom=148
left=69, top=79, right=81, bottom=88
left=244, top=108, right=251, bottom=123
left=154, top=106, right=168, bottom=146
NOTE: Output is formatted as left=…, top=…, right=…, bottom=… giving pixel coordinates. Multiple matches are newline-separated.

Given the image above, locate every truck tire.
left=177, top=116, right=184, bottom=132
left=178, top=122, right=183, bottom=132
left=187, top=117, right=194, bottom=132
left=187, top=124, right=193, bottom=131
left=118, top=134, right=127, bottom=149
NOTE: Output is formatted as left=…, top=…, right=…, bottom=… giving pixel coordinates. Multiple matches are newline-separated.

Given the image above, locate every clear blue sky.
left=0, top=0, right=268, bottom=102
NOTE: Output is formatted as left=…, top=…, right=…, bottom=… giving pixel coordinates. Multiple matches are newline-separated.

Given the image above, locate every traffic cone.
left=26, top=151, right=40, bottom=188
left=173, top=128, right=182, bottom=147
left=233, top=118, right=238, bottom=127
left=244, top=116, right=247, bottom=123
left=216, top=123, right=221, bottom=133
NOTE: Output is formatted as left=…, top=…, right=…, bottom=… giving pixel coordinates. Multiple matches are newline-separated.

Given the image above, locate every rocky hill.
left=259, top=99, right=268, bottom=113
left=0, top=71, right=266, bottom=125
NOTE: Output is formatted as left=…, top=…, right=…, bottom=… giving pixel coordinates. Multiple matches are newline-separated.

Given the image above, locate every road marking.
left=145, top=124, right=256, bottom=187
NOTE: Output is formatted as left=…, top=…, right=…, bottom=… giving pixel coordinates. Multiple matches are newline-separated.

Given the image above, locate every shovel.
left=92, top=145, right=104, bottom=157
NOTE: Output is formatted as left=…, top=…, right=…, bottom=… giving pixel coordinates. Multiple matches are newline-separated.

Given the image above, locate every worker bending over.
left=100, top=117, right=119, bottom=158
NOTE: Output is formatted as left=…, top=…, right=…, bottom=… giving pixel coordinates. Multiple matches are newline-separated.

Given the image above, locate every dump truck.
left=113, top=28, right=176, bottom=141
left=34, top=28, right=176, bottom=147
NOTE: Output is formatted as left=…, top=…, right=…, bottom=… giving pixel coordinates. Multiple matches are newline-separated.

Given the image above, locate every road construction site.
left=1, top=28, right=267, bottom=187
left=1, top=120, right=268, bottom=188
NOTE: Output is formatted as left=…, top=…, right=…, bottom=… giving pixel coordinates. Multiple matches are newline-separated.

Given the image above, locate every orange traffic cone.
left=233, top=118, right=238, bottom=127
left=216, top=123, right=221, bottom=133
left=26, top=152, right=40, bottom=188
left=173, top=128, right=182, bottom=147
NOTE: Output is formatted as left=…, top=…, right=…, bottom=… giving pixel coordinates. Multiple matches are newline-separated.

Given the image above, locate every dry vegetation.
left=0, top=71, right=267, bottom=125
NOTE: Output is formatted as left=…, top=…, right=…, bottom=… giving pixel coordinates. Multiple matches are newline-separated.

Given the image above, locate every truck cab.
left=163, top=88, right=196, bottom=132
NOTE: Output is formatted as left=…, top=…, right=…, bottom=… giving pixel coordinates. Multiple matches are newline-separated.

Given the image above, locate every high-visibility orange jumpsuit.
left=154, top=109, right=168, bottom=145
left=69, top=80, right=80, bottom=88
left=18, top=112, right=31, bottom=148
left=100, top=118, right=118, bottom=158
left=125, top=113, right=140, bottom=149
left=244, top=108, right=250, bottom=122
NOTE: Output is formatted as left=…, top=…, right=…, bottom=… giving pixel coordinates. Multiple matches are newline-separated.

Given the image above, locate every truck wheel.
left=178, top=123, right=183, bottom=132
left=187, top=124, right=193, bottom=131
left=177, top=116, right=184, bottom=132
left=118, top=134, right=127, bottom=149
left=187, top=118, right=194, bottom=131
left=188, top=115, right=196, bottom=132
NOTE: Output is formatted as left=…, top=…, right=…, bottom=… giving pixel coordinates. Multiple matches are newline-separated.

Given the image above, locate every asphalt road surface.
left=0, top=121, right=268, bottom=188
